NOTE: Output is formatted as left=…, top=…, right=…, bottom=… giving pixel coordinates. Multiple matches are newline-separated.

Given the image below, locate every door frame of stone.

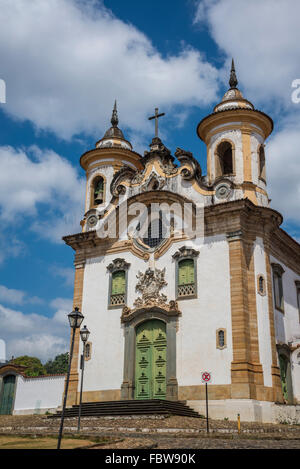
left=0, top=372, right=17, bottom=415
left=277, top=344, right=294, bottom=404
left=121, top=307, right=179, bottom=401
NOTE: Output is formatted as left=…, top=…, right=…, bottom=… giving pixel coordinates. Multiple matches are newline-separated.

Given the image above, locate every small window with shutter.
left=110, top=270, right=126, bottom=307
left=177, top=259, right=196, bottom=298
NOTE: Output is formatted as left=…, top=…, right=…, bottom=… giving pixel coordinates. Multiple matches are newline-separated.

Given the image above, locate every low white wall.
left=187, top=399, right=300, bottom=424
left=13, top=375, right=65, bottom=415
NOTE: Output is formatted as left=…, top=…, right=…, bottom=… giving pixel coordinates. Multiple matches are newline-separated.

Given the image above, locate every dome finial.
left=111, top=100, right=118, bottom=127
left=229, top=58, right=238, bottom=89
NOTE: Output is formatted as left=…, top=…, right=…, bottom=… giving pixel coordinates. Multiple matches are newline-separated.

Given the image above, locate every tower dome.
left=197, top=59, right=273, bottom=207
left=96, top=101, right=132, bottom=150
left=214, top=59, right=254, bottom=113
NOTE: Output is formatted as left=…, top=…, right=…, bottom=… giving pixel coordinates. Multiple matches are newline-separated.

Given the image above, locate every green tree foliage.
left=44, top=353, right=69, bottom=374
left=11, top=356, right=46, bottom=377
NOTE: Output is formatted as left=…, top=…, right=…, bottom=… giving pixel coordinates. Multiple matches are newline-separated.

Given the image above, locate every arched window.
left=216, top=329, right=227, bottom=349
left=93, top=176, right=104, bottom=205
left=177, top=258, right=195, bottom=298
left=142, top=211, right=165, bottom=249
left=216, top=141, right=233, bottom=177
left=84, top=342, right=91, bottom=361
left=257, top=275, right=266, bottom=296
left=259, top=145, right=266, bottom=180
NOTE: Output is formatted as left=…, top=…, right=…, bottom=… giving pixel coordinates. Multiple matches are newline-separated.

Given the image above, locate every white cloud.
left=267, top=118, right=300, bottom=225
left=194, top=0, right=300, bottom=229
left=0, top=297, right=72, bottom=361
left=0, top=0, right=220, bottom=140
left=0, top=145, right=85, bottom=242
left=50, top=266, right=74, bottom=287
left=194, top=0, right=300, bottom=108
left=0, top=284, right=44, bottom=306
left=0, top=285, right=25, bottom=305
left=0, top=233, right=26, bottom=265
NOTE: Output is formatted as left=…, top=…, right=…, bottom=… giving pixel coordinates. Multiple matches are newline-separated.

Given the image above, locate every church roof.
left=96, top=101, right=132, bottom=150
left=213, top=59, right=254, bottom=113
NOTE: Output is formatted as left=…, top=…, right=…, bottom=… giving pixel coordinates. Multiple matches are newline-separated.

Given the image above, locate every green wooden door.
left=135, top=320, right=167, bottom=400
left=279, top=356, right=288, bottom=401
left=0, top=375, right=16, bottom=415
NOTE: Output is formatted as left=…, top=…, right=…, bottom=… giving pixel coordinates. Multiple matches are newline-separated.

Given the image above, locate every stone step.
left=49, top=399, right=201, bottom=419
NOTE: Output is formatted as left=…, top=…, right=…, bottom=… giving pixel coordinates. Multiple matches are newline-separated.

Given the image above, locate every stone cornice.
left=63, top=199, right=300, bottom=273
left=121, top=302, right=181, bottom=324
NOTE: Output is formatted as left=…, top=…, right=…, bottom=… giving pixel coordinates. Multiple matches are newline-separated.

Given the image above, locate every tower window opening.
left=216, top=141, right=233, bottom=176
left=259, top=145, right=266, bottom=180
left=93, top=176, right=104, bottom=205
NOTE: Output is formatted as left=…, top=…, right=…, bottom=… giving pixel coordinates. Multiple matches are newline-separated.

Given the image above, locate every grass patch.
left=0, top=434, right=110, bottom=450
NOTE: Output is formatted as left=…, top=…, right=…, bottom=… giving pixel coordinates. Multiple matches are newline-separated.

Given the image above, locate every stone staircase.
left=50, top=399, right=201, bottom=419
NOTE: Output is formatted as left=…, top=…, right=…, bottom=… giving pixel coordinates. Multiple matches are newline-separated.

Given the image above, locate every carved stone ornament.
left=107, top=258, right=130, bottom=273
left=215, top=182, right=232, bottom=200
left=110, top=166, right=136, bottom=197
left=141, top=171, right=165, bottom=192
left=175, top=147, right=202, bottom=181
left=134, top=267, right=167, bottom=307
left=172, top=246, right=200, bottom=260
left=158, top=158, right=178, bottom=176
left=121, top=299, right=180, bottom=323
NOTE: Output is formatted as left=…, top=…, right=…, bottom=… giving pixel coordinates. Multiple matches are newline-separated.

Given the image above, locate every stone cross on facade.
left=148, top=107, right=165, bottom=138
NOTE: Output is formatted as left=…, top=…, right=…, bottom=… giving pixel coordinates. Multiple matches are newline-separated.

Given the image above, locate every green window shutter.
left=178, top=259, right=194, bottom=285
left=111, top=270, right=126, bottom=295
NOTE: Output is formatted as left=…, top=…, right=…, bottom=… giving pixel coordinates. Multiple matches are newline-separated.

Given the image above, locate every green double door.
left=135, top=320, right=167, bottom=400
left=0, top=375, right=16, bottom=415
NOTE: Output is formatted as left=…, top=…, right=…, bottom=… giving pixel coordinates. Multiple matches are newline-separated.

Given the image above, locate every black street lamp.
left=57, top=307, right=84, bottom=450
left=77, top=325, right=90, bottom=432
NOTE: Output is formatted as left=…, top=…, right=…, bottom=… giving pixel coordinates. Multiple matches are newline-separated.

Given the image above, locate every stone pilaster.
left=227, top=230, right=264, bottom=399
left=66, top=262, right=85, bottom=406
left=264, top=240, right=283, bottom=403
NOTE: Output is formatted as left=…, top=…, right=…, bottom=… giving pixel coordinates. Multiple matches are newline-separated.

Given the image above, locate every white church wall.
left=270, top=254, right=300, bottom=402
left=13, top=375, right=65, bottom=415
left=80, top=252, right=149, bottom=393
left=156, top=236, right=233, bottom=388
left=270, top=255, right=300, bottom=345
left=253, top=237, right=273, bottom=387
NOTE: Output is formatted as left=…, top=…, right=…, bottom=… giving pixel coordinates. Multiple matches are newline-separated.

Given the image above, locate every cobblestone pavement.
left=1, top=415, right=300, bottom=449
left=153, top=436, right=300, bottom=449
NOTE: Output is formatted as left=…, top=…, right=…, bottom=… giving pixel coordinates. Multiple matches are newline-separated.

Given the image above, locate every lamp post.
left=77, top=325, right=90, bottom=432
left=57, top=307, right=84, bottom=450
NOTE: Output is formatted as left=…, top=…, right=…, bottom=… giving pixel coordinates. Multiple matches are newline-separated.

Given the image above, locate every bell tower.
left=197, top=60, right=273, bottom=206
left=80, top=101, right=143, bottom=231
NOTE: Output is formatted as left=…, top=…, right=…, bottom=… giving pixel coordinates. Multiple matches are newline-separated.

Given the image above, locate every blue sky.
left=0, top=0, right=299, bottom=362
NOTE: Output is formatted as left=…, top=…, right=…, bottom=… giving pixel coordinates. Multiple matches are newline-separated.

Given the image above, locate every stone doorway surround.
left=120, top=303, right=181, bottom=401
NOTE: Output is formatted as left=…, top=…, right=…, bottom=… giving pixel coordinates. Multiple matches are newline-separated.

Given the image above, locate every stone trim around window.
left=216, top=328, right=227, bottom=350
left=172, top=247, right=199, bottom=301
left=257, top=274, right=266, bottom=296
left=84, top=342, right=92, bottom=361
left=107, top=258, right=130, bottom=310
left=295, top=280, right=300, bottom=323
left=271, top=263, right=285, bottom=313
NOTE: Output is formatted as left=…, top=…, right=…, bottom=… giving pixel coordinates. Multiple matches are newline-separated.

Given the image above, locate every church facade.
left=63, top=62, right=300, bottom=422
